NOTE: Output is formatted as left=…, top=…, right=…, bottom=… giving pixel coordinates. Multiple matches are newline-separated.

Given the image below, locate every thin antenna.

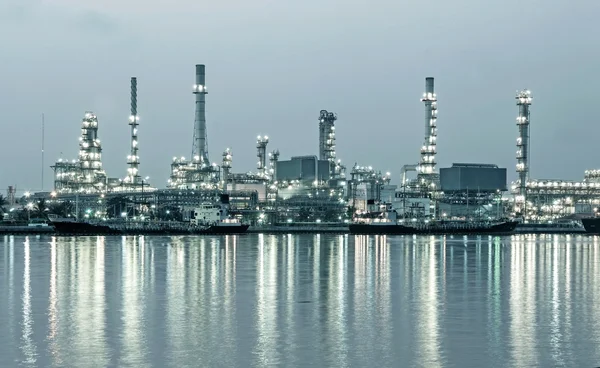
left=41, top=113, right=45, bottom=191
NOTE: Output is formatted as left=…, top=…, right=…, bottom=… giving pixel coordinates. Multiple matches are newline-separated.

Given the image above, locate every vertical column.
left=516, top=89, right=532, bottom=210
left=127, top=77, right=140, bottom=184
left=193, top=64, right=209, bottom=165
left=418, top=77, right=437, bottom=177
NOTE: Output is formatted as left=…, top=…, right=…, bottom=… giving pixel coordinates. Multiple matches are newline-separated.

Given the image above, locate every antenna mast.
left=41, top=113, right=45, bottom=191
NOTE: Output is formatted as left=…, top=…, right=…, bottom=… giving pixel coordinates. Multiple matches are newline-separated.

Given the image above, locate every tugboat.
left=349, top=202, right=518, bottom=235
left=189, top=194, right=249, bottom=234
left=52, top=194, right=249, bottom=235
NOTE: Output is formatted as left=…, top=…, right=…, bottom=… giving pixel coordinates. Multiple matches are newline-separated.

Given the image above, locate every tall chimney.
left=192, top=64, right=209, bottom=165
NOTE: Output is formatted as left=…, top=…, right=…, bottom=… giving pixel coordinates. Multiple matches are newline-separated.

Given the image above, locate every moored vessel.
left=349, top=202, right=518, bottom=235
left=51, top=194, right=249, bottom=235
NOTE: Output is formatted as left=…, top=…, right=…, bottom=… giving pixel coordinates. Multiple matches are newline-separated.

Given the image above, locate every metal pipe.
left=401, top=164, right=418, bottom=185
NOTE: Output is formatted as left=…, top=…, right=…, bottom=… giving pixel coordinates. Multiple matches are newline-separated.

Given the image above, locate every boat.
left=349, top=202, right=518, bottom=235
left=581, top=217, right=600, bottom=234
left=0, top=219, right=56, bottom=234
left=51, top=218, right=121, bottom=235
left=51, top=194, right=249, bottom=235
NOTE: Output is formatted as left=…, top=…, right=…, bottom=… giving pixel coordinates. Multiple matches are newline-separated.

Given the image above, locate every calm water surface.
left=1, top=234, right=600, bottom=367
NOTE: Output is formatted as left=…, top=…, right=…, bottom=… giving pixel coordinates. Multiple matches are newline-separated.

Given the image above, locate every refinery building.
left=10, top=64, right=600, bottom=226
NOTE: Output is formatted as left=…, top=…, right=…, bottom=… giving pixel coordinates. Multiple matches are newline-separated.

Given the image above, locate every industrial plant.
left=5, top=63, right=599, bottom=228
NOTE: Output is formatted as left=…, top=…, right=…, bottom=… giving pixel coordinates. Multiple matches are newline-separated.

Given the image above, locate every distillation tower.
left=515, top=89, right=532, bottom=211
left=417, top=77, right=438, bottom=188
left=318, top=110, right=337, bottom=175
left=318, top=110, right=346, bottom=181
left=79, top=112, right=105, bottom=187
left=221, top=148, right=232, bottom=188
left=52, top=112, right=107, bottom=193
left=125, top=77, right=142, bottom=186
left=269, top=149, right=279, bottom=180
left=257, top=135, right=269, bottom=179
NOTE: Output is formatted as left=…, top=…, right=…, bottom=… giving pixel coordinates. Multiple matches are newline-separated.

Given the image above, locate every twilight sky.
left=1, top=0, right=599, bottom=194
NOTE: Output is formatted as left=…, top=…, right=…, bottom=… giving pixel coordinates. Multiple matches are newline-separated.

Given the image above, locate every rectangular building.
left=276, top=156, right=331, bottom=183
left=440, top=163, right=507, bottom=193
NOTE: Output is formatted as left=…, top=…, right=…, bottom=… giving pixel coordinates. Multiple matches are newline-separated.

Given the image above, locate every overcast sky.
left=1, top=0, right=599, bottom=194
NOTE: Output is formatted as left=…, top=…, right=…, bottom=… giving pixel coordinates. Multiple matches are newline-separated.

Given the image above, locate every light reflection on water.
left=1, top=234, right=600, bottom=367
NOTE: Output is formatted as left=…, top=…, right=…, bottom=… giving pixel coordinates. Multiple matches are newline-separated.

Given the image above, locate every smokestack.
left=425, top=77, right=434, bottom=94
left=127, top=77, right=140, bottom=184
left=192, top=64, right=209, bottom=165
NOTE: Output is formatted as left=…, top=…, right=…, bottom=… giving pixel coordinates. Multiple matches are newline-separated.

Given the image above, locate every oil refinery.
left=4, top=63, right=600, bottom=229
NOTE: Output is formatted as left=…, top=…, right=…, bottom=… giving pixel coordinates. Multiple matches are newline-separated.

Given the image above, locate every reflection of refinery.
left=13, top=64, right=600, bottom=225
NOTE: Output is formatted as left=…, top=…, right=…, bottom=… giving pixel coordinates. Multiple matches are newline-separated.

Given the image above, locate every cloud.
left=0, top=0, right=40, bottom=21
left=70, top=10, right=121, bottom=34
left=0, top=1, right=121, bottom=34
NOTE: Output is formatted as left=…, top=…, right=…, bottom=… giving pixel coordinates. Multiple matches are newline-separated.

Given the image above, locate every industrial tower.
left=168, top=64, right=219, bottom=189
left=126, top=77, right=141, bottom=185
left=192, top=64, right=209, bottom=165
left=51, top=112, right=107, bottom=193
left=269, top=149, right=280, bottom=180
left=515, top=89, right=532, bottom=210
left=256, top=136, right=269, bottom=178
left=318, top=110, right=337, bottom=177
left=78, top=112, right=106, bottom=191
left=221, top=148, right=232, bottom=188
left=417, top=77, right=438, bottom=184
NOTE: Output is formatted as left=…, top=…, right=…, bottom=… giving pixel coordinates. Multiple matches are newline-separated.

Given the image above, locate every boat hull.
left=349, top=221, right=519, bottom=235
left=52, top=221, right=250, bottom=236
left=205, top=224, right=250, bottom=234
left=52, top=221, right=120, bottom=235
left=581, top=218, right=600, bottom=234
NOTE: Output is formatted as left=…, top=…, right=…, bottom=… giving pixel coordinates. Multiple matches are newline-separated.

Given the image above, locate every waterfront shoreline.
left=0, top=225, right=590, bottom=236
